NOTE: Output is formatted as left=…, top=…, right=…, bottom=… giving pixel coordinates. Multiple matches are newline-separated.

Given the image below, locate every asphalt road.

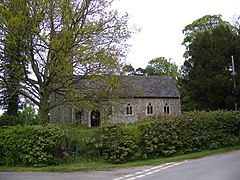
left=1, top=150, right=240, bottom=180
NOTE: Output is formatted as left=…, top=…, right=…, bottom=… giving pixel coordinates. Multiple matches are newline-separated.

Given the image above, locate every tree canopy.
left=145, top=57, right=179, bottom=82
left=0, top=0, right=134, bottom=121
left=0, top=0, right=28, bottom=115
left=182, top=15, right=230, bottom=59
left=181, top=15, right=240, bottom=111
left=123, top=57, right=180, bottom=83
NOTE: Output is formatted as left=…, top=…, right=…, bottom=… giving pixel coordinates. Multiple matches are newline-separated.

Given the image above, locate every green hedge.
left=0, top=124, right=97, bottom=167
left=137, top=116, right=182, bottom=158
left=1, top=110, right=239, bottom=166
left=96, top=123, right=139, bottom=163
left=0, top=125, right=66, bottom=167
left=93, top=110, right=240, bottom=163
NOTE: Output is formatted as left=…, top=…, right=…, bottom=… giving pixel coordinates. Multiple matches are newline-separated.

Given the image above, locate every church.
left=50, top=76, right=181, bottom=127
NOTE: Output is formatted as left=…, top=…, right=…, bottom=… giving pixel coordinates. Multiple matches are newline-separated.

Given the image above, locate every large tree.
left=123, top=57, right=180, bottom=82
left=182, top=15, right=230, bottom=60
left=0, top=0, right=28, bottom=115
left=145, top=57, right=180, bottom=83
left=181, top=16, right=240, bottom=111
left=0, top=0, right=133, bottom=122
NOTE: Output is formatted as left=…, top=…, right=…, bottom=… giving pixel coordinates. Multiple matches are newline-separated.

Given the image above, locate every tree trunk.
left=39, top=91, right=50, bottom=124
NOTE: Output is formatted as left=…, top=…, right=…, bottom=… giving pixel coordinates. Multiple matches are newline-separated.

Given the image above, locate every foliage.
left=137, top=116, right=181, bottom=158
left=19, top=103, right=40, bottom=125
left=181, top=14, right=240, bottom=111
left=183, top=111, right=240, bottom=149
left=122, top=64, right=147, bottom=76
left=0, top=0, right=27, bottom=116
left=60, top=125, right=98, bottom=162
left=0, top=103, right=40, bottom=126
left=0, top=0, right=134, bottom=122
left=1, top=111, right=239, bottom=166
left=0, top=125, right=66, bottom=167
left=122, top=64, right=136, bottom=76
left=93, top=111, right=240, bottom=163
left=145, top=57, right=180, bottom=83
left=123, top=57, right=180, bottom=85
left=182, top=14, right=230, bottom=58
left=0, top=115, right=24, bottom=126
left=89, top=123, right=140, bottom=164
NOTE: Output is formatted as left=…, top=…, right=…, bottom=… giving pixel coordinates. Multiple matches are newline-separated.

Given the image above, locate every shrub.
left=183, top=110, right=240, bottom=149
left=0, top=125, right=66, bottom=167
left=87, top=111, right=240, bottom=164
left=0, top=108, right=40, bottom=127
left=94, top=123, right=139, bottom=164
left=1, top=110, right=239, bottom=166
left=137, top=116, right=182, bottom=158
left=0, top=115, right=24, bottom=126
left=62, top=125, right=98, bottom=161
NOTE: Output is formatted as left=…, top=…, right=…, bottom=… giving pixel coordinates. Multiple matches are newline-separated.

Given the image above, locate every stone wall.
left=109, top=97, right=181, bottom=124
left=50, top=97, right=181, bottom=127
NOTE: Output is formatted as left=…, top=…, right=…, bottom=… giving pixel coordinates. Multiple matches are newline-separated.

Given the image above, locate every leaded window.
left=147, top=103, right=153, bottom=114
left=126, top=104, right=133, bottom=115
left=164, top=103, right=170, bottom=114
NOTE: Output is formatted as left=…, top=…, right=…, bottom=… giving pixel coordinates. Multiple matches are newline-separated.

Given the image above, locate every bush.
left=1, top=110, right=239, bottom=166
left=93, top=110, right=240, bottom=163
left=61, top=125, right=97, bottom=161
left=0, top=107, right=40, bottom=127
left=0, top=125, right=67, bottom=167
left=137, top=116, right=182, bottom=158
left=183, top=110, right=240, bottom=149
left=0, top=115, right=25, bottom=126
left=93, top=123, right=139, bottom=164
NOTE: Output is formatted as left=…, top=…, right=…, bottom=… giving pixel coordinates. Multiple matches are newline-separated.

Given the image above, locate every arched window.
left=164, top=103, right=170, bottom=114
left=126, top=104, right=133, bottom=115
left=147, top=103, right=153, bottom=115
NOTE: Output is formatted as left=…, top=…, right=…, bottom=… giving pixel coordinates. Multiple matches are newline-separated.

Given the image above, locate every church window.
left=164, top=103, right=170, bottom=114
left=126, top=104, right=133, bottom=115
left=147, top=103, right=153, bottom=114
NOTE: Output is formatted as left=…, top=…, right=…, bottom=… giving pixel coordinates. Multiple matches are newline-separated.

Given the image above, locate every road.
left=0, top=150, right=240, bottom=180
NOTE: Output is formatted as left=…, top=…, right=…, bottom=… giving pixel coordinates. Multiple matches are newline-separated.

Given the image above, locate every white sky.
left=1, top=0, right=240, bottom=115
left=113, top=0, right=240, bottom=68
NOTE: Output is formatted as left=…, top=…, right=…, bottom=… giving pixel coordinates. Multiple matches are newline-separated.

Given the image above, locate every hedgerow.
left=0, top=124, right=98, bottom=167
left=94, top=110, right=240, bottom=163
left=0, top=110, right=239, bottom=166
left=0, top=125, right=66, bottom=167
left=137, top=116, right=181, bottom=158
left=84, top=123, right=139, bottom=164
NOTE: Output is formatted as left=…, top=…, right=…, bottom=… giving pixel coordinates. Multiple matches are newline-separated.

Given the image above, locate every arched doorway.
left=90, top=110, right=100, bottom=127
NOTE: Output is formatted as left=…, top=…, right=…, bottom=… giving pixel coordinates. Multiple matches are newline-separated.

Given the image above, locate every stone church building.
left=50, top=76, right=181, bottom=127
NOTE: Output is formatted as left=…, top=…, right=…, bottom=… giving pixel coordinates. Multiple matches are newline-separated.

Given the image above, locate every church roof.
left=118, top=76, right=180, bottom=98
left=74, top=75, right=180, bottom=99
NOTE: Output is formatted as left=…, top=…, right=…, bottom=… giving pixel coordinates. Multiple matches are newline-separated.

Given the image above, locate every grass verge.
left=1, top=145, right=240, bottom=172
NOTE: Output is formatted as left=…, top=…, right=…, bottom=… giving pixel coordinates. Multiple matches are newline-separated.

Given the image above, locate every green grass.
left=1, top=145, right=240, bottom=172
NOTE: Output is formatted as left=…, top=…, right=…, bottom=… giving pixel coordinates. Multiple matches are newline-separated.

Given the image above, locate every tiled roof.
left=118, top=76, right=180, bottom=98
left=74, top=75, right=180, bottom=99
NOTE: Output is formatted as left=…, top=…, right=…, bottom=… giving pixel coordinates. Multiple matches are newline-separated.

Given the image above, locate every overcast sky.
left=113, top=0, right=240, bottom=69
